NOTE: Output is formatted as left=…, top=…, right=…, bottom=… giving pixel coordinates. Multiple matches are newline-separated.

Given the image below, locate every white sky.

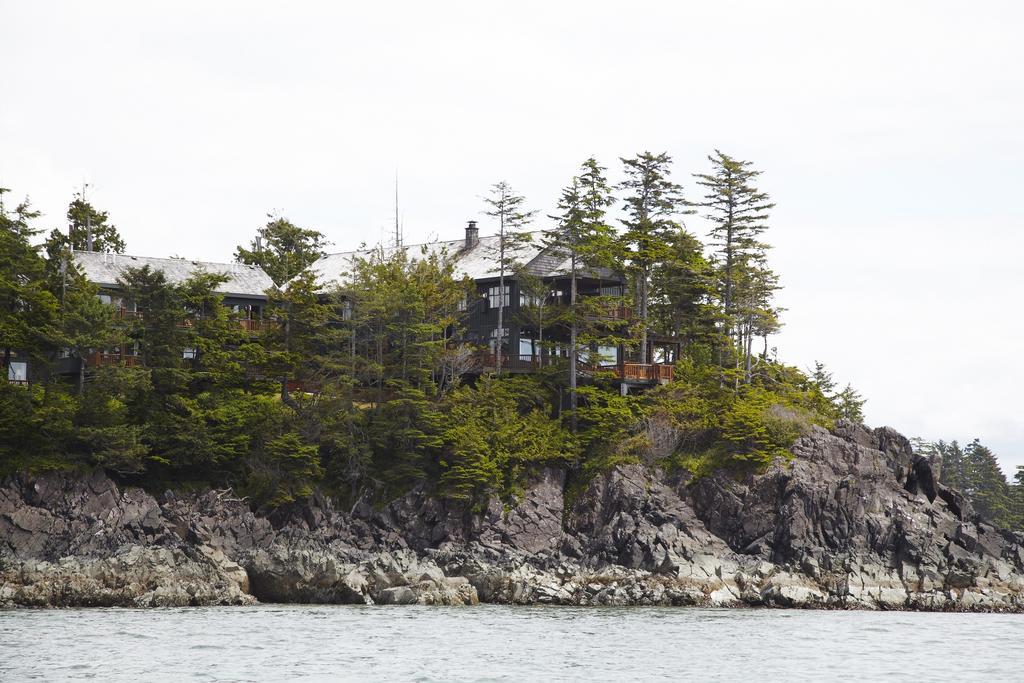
left=3, top=1, right=1022, bottom=474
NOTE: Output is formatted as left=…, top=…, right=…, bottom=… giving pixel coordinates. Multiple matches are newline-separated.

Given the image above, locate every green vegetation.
left=1, top=155, right=866, bottom=512
left=915, top=438, right=1024, bottom=532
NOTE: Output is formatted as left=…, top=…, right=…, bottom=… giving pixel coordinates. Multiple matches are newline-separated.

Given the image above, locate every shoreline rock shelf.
left=2, top=421, right=1023, bottom=610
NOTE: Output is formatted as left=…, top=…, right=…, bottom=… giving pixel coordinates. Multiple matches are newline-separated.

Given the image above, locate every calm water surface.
left=2, top=605, right=1022, bottom=681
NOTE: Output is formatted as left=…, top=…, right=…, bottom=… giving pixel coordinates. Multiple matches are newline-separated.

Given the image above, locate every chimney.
left=465, top=220, right=479, bottom=249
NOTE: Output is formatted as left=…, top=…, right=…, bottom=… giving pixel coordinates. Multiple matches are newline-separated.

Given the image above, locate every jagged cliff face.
left=2, top=422, right=1023, bottom=609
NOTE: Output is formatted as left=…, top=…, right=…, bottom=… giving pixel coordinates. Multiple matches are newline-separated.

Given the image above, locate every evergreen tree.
left=482, top=182, right=534, bottom=375
left=0, top=190, right=59, bottom=377
left=235, top=215, right=328, bottom=287
left=619, top=151, right=688, bottom=365
left=650, top=227, right=718, bottom=351
left=512, top=263, right=558, bottom=363
left=545, top=158, right=620, bottom=431
left=694, top=151, right=776, bottom=374
left=440, top=377, right=572, bottom=506
left=732, top=254, right=782, bottom=381
left=43, top=192, right=127, bottom=269
left=59, top=271, right=118, bottom=394
left=263, top=270, right=337, bottom=409
left=963, top=439, right=1012, bottom=526
left=932, top=439, right=969, bottom=490
left=1011, top=466, right=1024, bottom=530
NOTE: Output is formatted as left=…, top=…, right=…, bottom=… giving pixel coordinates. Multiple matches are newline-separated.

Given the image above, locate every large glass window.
left=519, top=337, right=535, bottom=358
left=519, top=291, right=542, bottom=307
left=600, top=284, right=622, bottom=296
left=8, top=361, right=27, bottom=383
left=340, top=300, right=353, bottom=320
left=489, top=327, right=508, bottom=354
left=487, top=285, right=510, bottom=308
left=597, top=345, right=618, bottom=365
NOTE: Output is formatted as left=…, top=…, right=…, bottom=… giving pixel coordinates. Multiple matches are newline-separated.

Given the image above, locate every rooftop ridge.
left=72, top=250, right=261, bottom=269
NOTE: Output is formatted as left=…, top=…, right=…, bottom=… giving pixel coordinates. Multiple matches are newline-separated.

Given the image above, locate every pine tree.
left=730, top=253, right=781, bottom=381
left=482, top=182, right=534, bottom=375
left=619, top=151, right=688, bottom=365
left=1011, top=466, right=1024, bottom=530
left=545, top=158, right=619, bottom=431
left=933, top=439, right=968, bottom=491
left=649, top=227, right=718, bottom=351
left=694, top=150, right=776, bottom=374
left=963, top=439, right=1012, bottom=526
left=0, top=190, right=59, bottom=378
left=59, top=270, right=118, bottom=394
left=235, top=215, right=328, bottom=287
left=43, top=192, right=127, bottom=266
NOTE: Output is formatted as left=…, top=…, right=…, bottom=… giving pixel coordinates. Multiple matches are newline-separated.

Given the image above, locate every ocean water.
left=1, top=605, right=1021, bottom=682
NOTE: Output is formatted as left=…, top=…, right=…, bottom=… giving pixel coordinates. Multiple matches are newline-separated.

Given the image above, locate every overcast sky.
left=2, top=1, right=1022, bottom=474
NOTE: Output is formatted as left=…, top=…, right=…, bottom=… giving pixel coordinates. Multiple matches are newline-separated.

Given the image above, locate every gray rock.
left=2, top=419, right=1023, bottom=610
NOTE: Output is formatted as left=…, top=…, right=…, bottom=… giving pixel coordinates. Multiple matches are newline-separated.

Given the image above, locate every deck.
left=473, top=353, right=674, bottom=383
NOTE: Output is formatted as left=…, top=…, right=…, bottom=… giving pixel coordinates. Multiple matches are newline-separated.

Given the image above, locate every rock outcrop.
left=3, top=421, right=1023, bottom=610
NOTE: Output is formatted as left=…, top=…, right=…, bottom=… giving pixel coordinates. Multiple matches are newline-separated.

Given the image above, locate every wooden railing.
left=594, top=304, right=633, bottom=321
left=88, top=352, right=142, bottom=368
left=238, top=318, right=274, bottom=333
left=112, top=308, right=271, bottom=334
left=475, top=352, right=568, bottom=372
left=617, top=363, right=674, bottom=382
left=474, top=352, right=674, bottom=382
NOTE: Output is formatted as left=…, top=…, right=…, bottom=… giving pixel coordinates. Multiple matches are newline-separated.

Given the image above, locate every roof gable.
left=308, top=231, right=590, bottom=290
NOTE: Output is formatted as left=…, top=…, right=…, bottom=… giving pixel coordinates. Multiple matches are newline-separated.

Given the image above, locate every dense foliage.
left=914, top=438, right=1024, bottom=532
left=1, top=157, right=878, bottom=513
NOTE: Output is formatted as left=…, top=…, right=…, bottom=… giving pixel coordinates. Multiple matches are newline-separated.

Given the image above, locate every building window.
left=487, top=285, right=510, bottom=308
left=600, top=284, right=622, bottom=296
left=8, top=361, right=28, bottom=383
left=489, top=327, right=508, bottom=354
left=519, top=292, right=542, bottom=307
left=457, top=296, right=468, bottom=312
left=519, top=337, right=535, bottom=358
left=549, top=289, right=565, bottom=303
left=597, top=345, right=618, bottom=365
left=183, top=348, right=197, bottom=360
left=340, top=300, right=353, bottom=320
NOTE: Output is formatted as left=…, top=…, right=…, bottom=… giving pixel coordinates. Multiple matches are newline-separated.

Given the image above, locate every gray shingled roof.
left=309, top=231, right=613, bottom=290
left=73, top=251, right=274, bottom=298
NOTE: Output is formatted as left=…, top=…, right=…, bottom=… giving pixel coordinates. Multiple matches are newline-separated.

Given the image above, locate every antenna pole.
left=394, top=171, right=401, bottom=248
left=81, top=182, right=93, bottom=252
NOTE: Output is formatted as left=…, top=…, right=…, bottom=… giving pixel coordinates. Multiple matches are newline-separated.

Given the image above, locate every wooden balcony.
left=238, top=318, right=274, bottom=333
left=173, top=317, right=272, bottom=333
left=615, top=363, right=674, bottom=382
left=473, top=352, right=674, bottom=383
left=88, top=352, right=142, bottom=368
left=594, top=304, right=633, bottom=321
left=475, top=352, right=568, bottom=373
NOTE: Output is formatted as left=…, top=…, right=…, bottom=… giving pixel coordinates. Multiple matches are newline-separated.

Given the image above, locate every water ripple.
left=2, top=606, right=1023, bottom=681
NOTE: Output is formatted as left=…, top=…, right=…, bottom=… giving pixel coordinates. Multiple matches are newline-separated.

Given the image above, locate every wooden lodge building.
left=309, top=221, right=676, bottom=389
left=11, top=224, right=677, bottom=390
left=58, top=251, right=274, bottom=373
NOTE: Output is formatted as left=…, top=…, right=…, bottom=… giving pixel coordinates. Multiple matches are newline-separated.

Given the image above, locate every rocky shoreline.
left=3, top=421, right=1023, bottom=611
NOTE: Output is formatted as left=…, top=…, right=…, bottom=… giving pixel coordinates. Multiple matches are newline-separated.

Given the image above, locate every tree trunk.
left=638, top=267, right=649, bottom=364
left=569, top=255, right=578, bottom=433
left=496, top=218, right=505, bottom=377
